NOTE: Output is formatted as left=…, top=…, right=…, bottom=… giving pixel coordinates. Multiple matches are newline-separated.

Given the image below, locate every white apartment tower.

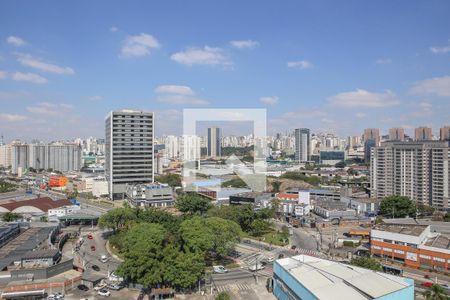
left=370, top=141, right=449, bottom=210
left=105, top=109, right=154, bottom=200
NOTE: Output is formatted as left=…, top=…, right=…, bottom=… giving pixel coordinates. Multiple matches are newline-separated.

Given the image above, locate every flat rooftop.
left=373, top=224, right=428, bottom=236
left=424, top=234, right=450, bottom=250
left=276, top=255, right=412, bottom=300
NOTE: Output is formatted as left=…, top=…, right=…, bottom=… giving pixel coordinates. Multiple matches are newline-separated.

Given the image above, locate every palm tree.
left=423, top=284, right=449, bottom=300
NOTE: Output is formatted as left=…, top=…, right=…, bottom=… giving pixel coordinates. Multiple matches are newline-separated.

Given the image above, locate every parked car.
left=249, top=263, right=265, bottom=272
left=440, top=284, right=450, bottom=291
left=421, top=282, right=433, bottom=288
left=107, top=283, right=123, bottom=290
left=92, top=265, right=100, bottom=271
left=90, top=245, right=96, bottom=251
left=100, top=254, right=108, bottom=263
left=291, top=245, right=297, bottom=250
left=424, top=274, right=430, bottom=279
left=97, top=289, right=111, bottom=297
left=77, top=284, right=89, bottom=291
left=213, top=265, right=228, bottom=274
left=87, top=233, right=93, bottom=240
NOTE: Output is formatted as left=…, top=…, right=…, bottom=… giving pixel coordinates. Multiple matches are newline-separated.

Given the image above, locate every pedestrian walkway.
left=216, top=283, right=252, bottom=293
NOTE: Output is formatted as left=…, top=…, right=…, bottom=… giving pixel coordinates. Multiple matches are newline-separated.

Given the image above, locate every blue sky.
left=0, top=0, right=449, bottom=141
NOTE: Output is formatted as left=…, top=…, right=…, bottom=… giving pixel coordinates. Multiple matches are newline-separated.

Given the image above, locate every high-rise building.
left=370, top=141, right=449, bottom=210
left=181, top=135, right=201, bottom=162
left=105, top=109, right=154, bottom=200
left=415, top=127, right=433, bottom=141
left=295, top=128, right=310, bottom=162
left=163, top=135, right=180, bottom=159
left=11, top=144, right=28, bottom=174
left=207, top=127, right=221, bottom=158
left=440, top=126, right=450, bottom=142
left=363, top=128, right=380, bottom=146
left=0, top=144, right=12, bottom=168
left=388, top=128, right=405, bottom=141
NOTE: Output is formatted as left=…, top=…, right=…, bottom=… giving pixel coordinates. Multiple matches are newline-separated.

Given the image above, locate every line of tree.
left=379, top=196, right=435, bottom=218
left=0, top=180, right=16, bottom=193
left=280, top=172, right=320, bottom=186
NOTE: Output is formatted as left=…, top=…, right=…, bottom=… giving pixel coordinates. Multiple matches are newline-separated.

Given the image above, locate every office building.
left=415, top=127, right=433, bottom=141
left=105, top=109, right=154, bottom=200
left=371, top=224, right=450, bottom=271
left=440, top=126, right=450, bottom=142
left=370, top=141, right=449, bottom=210
left=126, top=183, right=174, bottom=208
left=207, top=127, right=221, bottom=158
left=181, top=135, right=201, bottom=162
left=389, top=128, right=405, bottom=141
left=294, top=128, right=310, bottom=162
left=319, top=150, right=345, bottom=165
left=273, top=255, right=414, bottom=300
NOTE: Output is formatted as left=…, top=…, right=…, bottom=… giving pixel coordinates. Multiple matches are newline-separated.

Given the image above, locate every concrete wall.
left=10, top=259, right=73, bottom=281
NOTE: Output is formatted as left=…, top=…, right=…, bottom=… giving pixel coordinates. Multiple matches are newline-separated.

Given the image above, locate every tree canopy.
left=351, top=257, right=382, bottom=271
left=2, top=212, right=22, bottom=222
left=379, top=196, right=415, bottom=218
left=155, top=174, right=181, bottom=187
left=176, top=194, right=212, bottom=215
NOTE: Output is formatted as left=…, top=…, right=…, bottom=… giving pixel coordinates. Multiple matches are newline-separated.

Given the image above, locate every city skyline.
left=0, top=1, right=450, bottom=141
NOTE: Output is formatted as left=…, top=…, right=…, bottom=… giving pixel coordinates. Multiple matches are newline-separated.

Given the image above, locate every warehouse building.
left=273, top=255, right=414, bottom=300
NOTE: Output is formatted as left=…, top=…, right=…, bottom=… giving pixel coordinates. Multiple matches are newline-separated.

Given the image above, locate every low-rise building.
left=313, top=199, right=356, bottom=219
left=273, top=255, right=414, bottom=300
left=229, top=192, right=273, bottom=206
left=371, top=223, right=450, bottom=271
left=92, top=177, right=108, bottom=197
left=126, top=183, right=174, bottom=208
left=340, top=196, right=381, bottom=216
left=16, top=249, right=61, bottom=268
left=0, top=223, right=21, bottom=248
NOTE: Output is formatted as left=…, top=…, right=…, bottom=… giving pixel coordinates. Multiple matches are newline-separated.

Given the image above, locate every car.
left=291, top=245, right=297, bottom=250
left=213, top=265, right=228, bottom=274
left=249, top=263, right=265, bottom=272
left=77, top=284, right=89, bottom=291
left=278, top=253, right=285, bottom=259
left=440, top=284, right=450, bottom=291
left=100, top=254, right=108, bottom=263
left=424, top=274, right=430, bottom=279
left=90, top=245, right=96, bottom=251
left=421, top=282, right=433, bottom=288
left=97, top=289, right=111, bottom=297
left=265, top=256, right=275, bottom=262
left=87, top=234, right=93, bottom=240
left=108, top=272, right=124, bottom=282
left=107, top=283, right=123, bottom=290
left=92, top=265, right=100, bottom=271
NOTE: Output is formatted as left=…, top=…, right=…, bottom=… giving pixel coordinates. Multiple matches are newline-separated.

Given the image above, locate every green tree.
left=221, top=177, right=247, bottom=188
left=98, top=207, right=136, bottom=233
left=206, top=217, right=242, bottom=256
left=271, top=180, right=282, bottom=193
left=215, top=292, right=231, bottom=300
left=176, top=194, right=212, bottom=215
left=250, top=219, right=270, bottom=237
left=423, top=284, right=449, bottom=300
left=2, top=212, right=22, bottom=222
left=179, top=216, right=214, bottom=254
left=0, top=180, right=16, bottom=193
left=379, top=196, right=415, bottom=218
left=444, top=211, right=450, bottom=222
left=116, top=223, right=167, bottom=286
left=163, top=245, right=205, bottom=289
left=155, top=174, right=181, bottom=187
left=335, top=161, right=346, bottom=168
left=350, top=257, right=382, bottom=271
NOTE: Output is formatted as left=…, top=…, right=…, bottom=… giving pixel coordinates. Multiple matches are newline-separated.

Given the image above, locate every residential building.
left=273, top=255, right=414, bottom=300
left=363, top=128, right=380, bottom=146
left=440, top=126, right=450, bottom=142
left=371, top=224, right=450, bottom=271
left=0, top=144, right=12, bottom=167
left=370, top=141, right=449, bottom=210
left=207, top=127, right=221, bottom=158
left=415, top=127, right=433, bottom=141
left=294, top=128, right=310, bottom=162
left=181, top=135, right=201, bottom=162
left=319, top=150, right=345, bottom=165
left=105, top=109, right=154, bottom=199
left=389, top=128, right=405, bottom=141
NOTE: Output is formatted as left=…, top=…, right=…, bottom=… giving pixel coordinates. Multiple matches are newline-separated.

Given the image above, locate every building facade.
left=370, top=141, right=449, bottom=210
left=389, top=128, right=405, bottom=141
left=415, top=127, right=433, bottom=141
left=207, top=127, right=221, bottom=158
left=105, top=109, right=154, bottom=199
left=294, top=128, right=310, bottom=162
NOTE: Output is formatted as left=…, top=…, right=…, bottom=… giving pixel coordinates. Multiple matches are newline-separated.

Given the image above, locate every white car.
left=213, top=265, right=228, bottom=273
left=249, top=263, right=265, bottom=272
left=100, top=254, right=108, bottom=263
left=97, top=289, right=111, bottom=297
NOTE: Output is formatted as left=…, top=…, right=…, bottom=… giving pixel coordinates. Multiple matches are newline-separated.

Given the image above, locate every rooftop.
left=21, top=249, right=59, bottom=260
left=424, top=234, right=450, bottom=250
left=276, top=255, right=412, bottom=300
left=373, top=224, right=428, bottom=236
left=0, top=197, right=72, bottom=213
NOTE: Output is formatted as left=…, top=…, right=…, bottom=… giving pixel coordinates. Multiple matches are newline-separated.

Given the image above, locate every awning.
left=1, top=289, right=46, bottom=298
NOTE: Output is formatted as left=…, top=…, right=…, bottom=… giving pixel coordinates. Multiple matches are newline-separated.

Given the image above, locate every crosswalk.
left=216, top=283, right=252, bottom=293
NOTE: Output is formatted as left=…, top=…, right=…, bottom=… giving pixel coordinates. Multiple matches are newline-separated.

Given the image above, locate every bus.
left=382, top=264, right=403, bottom=276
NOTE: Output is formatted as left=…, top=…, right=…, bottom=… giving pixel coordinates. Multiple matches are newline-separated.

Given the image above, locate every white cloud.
left=0, top=113, right=28, bottom=122
left=121, top=33, right=160, bottom=58
left=12, top=72, right=48, bottom=84
left=230, top=40, right=259, bottom=49
left=171, top=46, right=230, bottom=66
left=109, top=26, right=118, bottom=33
left=287, top=60, right=313, bottom=69
left=89, top=96, right=103, bottom=101
left=430, top=41, right=450, bottom=54
left=7, top=36, right=26, bottom=46
left=355, top=112, right=366, bottom=118
left=259, top=96, right=279, bottom=105
left=155, top=85, right=194, bottom=95
left=375, top=58, right=392, bottom=65
left=0, top=71, right=7, bottom=79
left=328, top=89, right=400, bottom=108
left=409, top=76, right=450, bottom=97
left=156, top=95, right=209, bottom=105
left=27, top=102, right=73, bottom=115
left=16, top=53, right=74, bottom=75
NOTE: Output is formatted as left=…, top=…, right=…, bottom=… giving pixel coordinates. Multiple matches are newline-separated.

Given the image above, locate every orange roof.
left=275, top=193, right=298, bottom=200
